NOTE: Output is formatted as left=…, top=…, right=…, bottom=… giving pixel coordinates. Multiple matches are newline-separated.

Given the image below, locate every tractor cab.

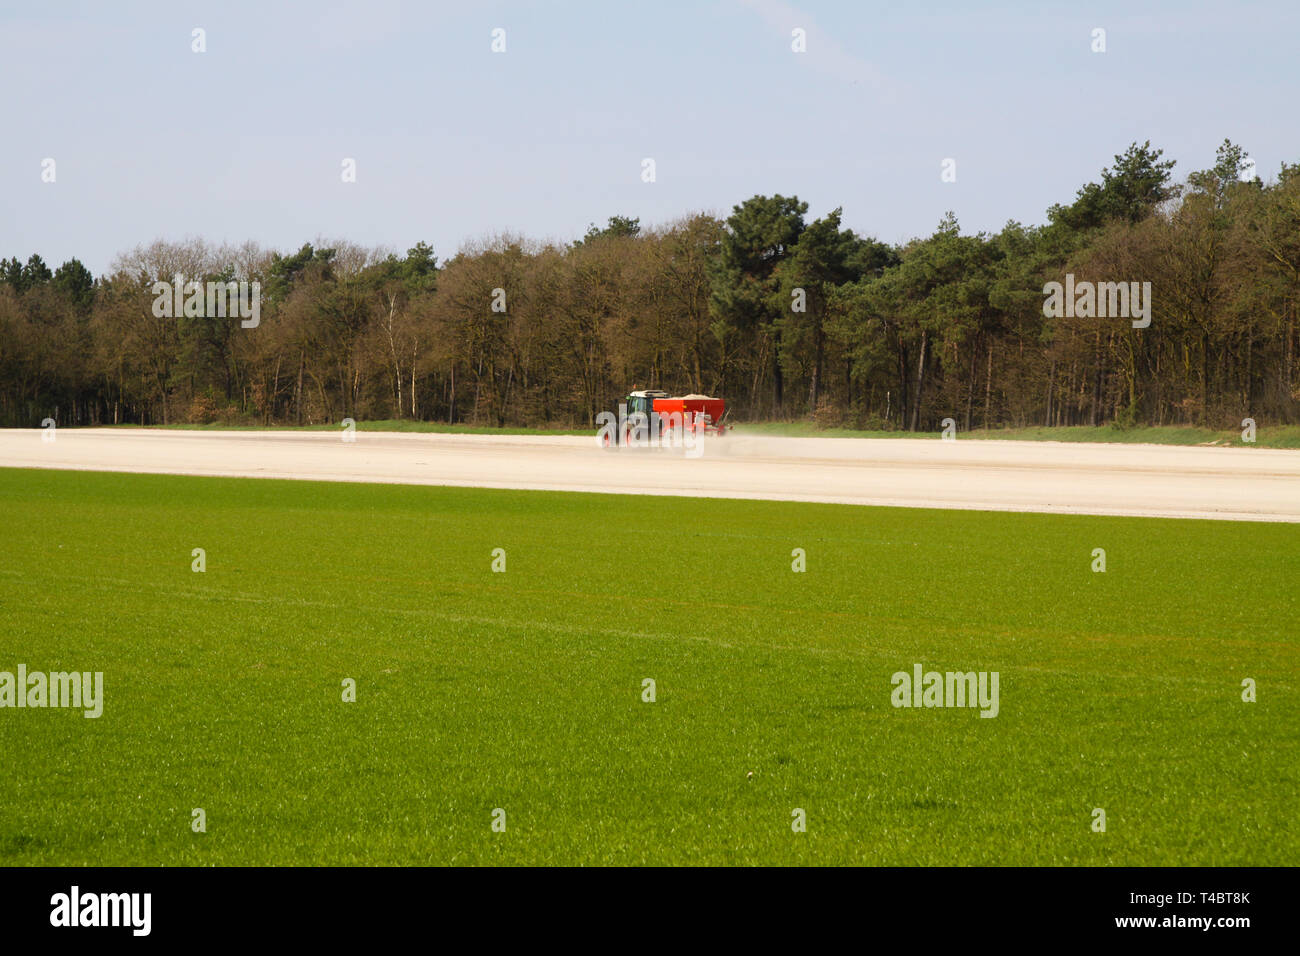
left=625, top=389, right=668, bottom=417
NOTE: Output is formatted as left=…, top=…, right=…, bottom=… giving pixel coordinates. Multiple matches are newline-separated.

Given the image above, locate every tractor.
left=597, top=389, right=729, bottom=448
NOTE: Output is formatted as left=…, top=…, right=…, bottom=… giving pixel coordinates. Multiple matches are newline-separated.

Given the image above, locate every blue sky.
left=3, top=0, right=1298, bottom=275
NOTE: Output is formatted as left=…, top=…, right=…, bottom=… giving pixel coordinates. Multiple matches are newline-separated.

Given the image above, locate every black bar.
left=0, top=866, right=1275, bottom=943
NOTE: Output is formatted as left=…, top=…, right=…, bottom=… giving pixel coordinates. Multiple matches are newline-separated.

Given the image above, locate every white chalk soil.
left=3, top=427, right=1298, bottom=522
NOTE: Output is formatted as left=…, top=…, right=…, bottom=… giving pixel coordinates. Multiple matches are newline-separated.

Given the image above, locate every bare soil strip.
left=4, top=428, right=1298, bottom=521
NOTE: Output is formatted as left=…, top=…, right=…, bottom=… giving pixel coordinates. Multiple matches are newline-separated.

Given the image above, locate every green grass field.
left=103, top=419, right=1300, bottom=448
left=0, top=467, right=1295, bottom=865
left=112, top=419, right=594, bottom=437
left=733, top=421, right=1300, bottom=448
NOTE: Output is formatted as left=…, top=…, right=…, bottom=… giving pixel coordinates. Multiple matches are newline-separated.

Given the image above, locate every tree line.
left=3, top=139, right=1297, bottom=431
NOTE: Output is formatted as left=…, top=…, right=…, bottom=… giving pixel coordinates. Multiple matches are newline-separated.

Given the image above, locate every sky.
left=3, top=0, right=1298, bottom=276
